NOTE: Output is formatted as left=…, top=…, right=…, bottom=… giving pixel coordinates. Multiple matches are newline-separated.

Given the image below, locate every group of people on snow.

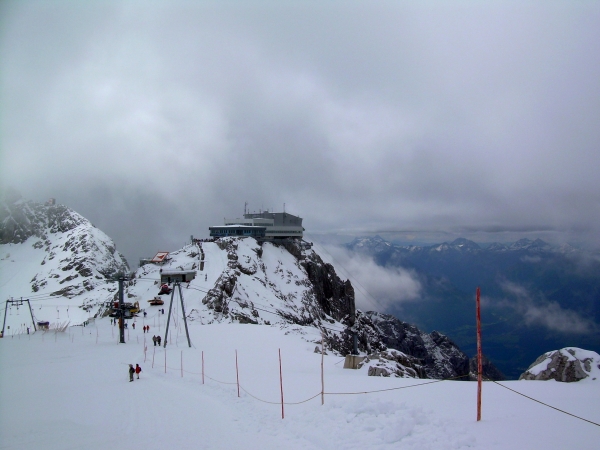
left=152, top=335, right=162, bottom=346
left=128, top=363, right=142, bottom=382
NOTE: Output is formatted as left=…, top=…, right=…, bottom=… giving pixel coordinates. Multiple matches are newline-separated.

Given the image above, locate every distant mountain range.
left=345, top=236, right=600, bottom=378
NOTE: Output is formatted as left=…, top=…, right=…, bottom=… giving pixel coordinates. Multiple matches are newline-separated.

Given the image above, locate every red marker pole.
left=476, top=286, right=482, bottom=422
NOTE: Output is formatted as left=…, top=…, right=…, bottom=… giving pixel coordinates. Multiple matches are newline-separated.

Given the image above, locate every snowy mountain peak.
left=448, top=238, right=481, bottom=251
left=0, top=193, right=128, bottom=301
left=509, top=238, right=551, bottom=252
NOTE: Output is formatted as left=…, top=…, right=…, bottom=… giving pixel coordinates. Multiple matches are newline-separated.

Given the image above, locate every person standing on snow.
left=128, top=364, right=135, bottom=382
left=135, top=364, right=142, bottom=379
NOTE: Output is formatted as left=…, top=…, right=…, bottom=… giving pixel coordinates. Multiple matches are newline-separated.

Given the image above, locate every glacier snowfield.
left=1, top=318, right=599, bottom=450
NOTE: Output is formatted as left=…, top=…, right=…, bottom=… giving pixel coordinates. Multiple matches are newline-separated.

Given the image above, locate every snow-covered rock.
left=360, top=349, right=426, bottom=378
left=519, top=347, right=600, bottom=382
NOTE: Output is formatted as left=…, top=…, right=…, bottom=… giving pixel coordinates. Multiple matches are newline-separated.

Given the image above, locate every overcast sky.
left=1, top=1, right=599, bottom=265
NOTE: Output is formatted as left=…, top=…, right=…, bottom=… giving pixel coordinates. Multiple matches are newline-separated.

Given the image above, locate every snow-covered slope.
left=2, top=319, right=600, bottom=450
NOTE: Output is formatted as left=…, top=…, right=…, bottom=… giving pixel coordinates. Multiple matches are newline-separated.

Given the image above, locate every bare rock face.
left=348, top=311, right=471, bottom=380
left=519, top=348, right=600, bottom=382
left=469, top=354, right=506, bottom=381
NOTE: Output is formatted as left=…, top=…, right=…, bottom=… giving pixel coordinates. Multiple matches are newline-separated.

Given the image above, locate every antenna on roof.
left=283, top=203, right=286, bottom=213
left=244, top=201, right=248, bottom=215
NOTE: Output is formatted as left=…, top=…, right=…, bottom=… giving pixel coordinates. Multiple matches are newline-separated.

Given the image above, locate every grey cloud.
left=318, top=244, right=422, bottom=311
left=492, top=280, right=597, bottom=334
left=2, top=1, right=600, bottom=264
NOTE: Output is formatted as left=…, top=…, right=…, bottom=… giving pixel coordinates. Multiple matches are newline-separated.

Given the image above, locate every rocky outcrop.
left=300, top=248, right=355, bottom=323
left=339, top=311, right=502, bottom=380
left=345, top=311, right=470, bottom=379
left=469, top=354, right=506, bottom=381
left=519, top=348, right=600, bottom=382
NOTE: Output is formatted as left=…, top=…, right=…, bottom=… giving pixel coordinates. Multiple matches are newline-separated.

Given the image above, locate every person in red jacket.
left=135, top=364, right=142, bottom=379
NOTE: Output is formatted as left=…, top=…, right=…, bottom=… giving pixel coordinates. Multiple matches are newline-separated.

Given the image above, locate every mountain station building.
left=209, top=211, right=304, bottom=240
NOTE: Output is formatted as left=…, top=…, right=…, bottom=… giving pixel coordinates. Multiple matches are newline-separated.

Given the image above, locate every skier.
left=132, top=322, right=135, bottom=330
left=157, top=335, right=162, bottom=346
left=152, top=335, right=157, bottom=346
left=135, top=364, right=142, bottom=379
left=128, top=364, right=135, bottom=382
